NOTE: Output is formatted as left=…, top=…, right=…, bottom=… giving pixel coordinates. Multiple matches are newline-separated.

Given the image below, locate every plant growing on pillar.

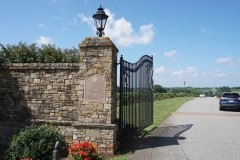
left=69, top=141, right=102, bottom=160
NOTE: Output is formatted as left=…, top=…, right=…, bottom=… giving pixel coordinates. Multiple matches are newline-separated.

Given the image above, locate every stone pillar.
left=74, top=37, right=119, bottom=154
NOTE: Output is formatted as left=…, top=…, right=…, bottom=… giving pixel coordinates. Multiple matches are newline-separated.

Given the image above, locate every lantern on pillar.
left=92, top=5, right=109, bottom=37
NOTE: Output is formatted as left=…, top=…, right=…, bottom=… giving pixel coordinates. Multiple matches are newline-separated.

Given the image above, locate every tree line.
left=153, top=85, right=239, bottom=97
left=0, top=42, right=79, bottom=63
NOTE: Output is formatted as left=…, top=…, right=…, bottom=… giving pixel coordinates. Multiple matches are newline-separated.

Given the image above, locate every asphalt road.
left=128, top=97, right=240, bottom=160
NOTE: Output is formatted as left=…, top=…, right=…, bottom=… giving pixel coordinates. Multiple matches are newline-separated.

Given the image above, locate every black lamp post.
left=184, top=81, right=186, bottom=101
left=92, top=5, right=109, bottom=37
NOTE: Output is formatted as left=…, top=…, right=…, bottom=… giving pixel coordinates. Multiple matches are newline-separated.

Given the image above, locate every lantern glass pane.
left=101, top=19, right=107, bottom=28
left=94, top=18, right=101, bottom=29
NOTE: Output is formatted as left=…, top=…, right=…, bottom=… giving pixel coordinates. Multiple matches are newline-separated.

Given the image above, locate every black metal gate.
left=119, top=55, right=153, bottom=142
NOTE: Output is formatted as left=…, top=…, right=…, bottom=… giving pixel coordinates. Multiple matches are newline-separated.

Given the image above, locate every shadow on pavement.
left=135, top=124, right=193, bottom=150
left=221, top=109, right=240, bottom=112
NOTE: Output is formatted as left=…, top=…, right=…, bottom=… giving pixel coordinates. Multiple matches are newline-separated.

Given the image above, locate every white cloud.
left=203, top=69, right=228, bottom=79
left=59, top=8, right=66, bottom=15
left=216, top=57, right=233, bottom=64
left=62, top=28, right=66, bottom=31
left=164, top=50, right=176, bottom=57
left=151, top=52, right=156, bottom=57
left=172, top=70, right=184, bottom=79
left=171, top=67, right=198, bottom=79
left=193, top=73, right=198, bottom=78
left=36, top=36, right=54, bottom=45
left=154, top=66, right=166, bottom=74
left=217, top=73, right=227, bottom=78
left=77, top=13, right=93, bottom=26
left=186, top=67, right=197, bottom=73
left=163, top=50, right=177, bottom=60
left=200, top=28, right=206, bottom=33
left=200, top=28, right=212, bottom=35
left=216, top=57, right=238, bottom=67
left=228, top=63, right=234, bottom=67
left=38, top=23, right=45, bottom=27
left=172, top=70, right=184, bottom=76
left=52, top=16, right=60, bottom=20
left=77, top=9, right=155, bottom=47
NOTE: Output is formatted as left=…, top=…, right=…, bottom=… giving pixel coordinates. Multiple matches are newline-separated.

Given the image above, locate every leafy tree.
left=153, top=84, right=167, bottom=93
left=215, top=86, right=231, bottom=97
left=207, top=91, right=214, bottom=97
left=189, top=88, right=201, bottom=95
left=218, top=86, right=231, bottom=92
left=117, top=86, right=120, bottom=93
left=170, top=88, right=183, bottom=93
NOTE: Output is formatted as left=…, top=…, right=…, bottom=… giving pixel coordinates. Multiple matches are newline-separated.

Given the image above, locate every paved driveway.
left=128, top=97, right=240, bottom=160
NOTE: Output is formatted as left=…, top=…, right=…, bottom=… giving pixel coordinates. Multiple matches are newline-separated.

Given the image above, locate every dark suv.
left=219, top=92, right=240, bottom=111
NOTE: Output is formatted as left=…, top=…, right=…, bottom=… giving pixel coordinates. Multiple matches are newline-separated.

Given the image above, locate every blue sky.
left=1, top=0, right=240, bottom=88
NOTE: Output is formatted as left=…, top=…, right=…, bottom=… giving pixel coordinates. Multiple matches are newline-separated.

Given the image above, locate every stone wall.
left=0, top=37, right=119, bottom=155
left=0, top=63, right=80, bottom=121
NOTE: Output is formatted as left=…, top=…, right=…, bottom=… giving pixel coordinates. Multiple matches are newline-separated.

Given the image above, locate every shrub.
left=69, top=141, right=102, bottom=160
left=5, top=124, right=66, bottom=160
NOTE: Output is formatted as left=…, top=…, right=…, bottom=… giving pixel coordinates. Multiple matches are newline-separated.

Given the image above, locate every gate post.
left=119, top=55, right=123, bottom=141
left=76, top=37, right=119, bottom=155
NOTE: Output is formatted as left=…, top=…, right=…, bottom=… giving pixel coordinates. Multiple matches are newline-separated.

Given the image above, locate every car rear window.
left=222, top=93, right=239, bottom=98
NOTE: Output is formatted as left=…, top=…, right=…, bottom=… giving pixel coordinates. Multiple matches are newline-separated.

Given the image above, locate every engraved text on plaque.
left=84, top=74, right=106, bottom=102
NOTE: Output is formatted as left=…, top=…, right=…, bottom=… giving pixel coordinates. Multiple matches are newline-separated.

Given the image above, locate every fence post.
left=52, top=141, right=60, bottom=160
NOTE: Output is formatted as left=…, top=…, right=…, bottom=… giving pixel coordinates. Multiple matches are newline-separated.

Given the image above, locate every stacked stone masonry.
left=0, top=37, right=119, bottom=155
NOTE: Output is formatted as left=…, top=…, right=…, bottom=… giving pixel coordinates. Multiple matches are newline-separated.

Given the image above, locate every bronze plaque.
left=84, top=74, right=106, bottom=102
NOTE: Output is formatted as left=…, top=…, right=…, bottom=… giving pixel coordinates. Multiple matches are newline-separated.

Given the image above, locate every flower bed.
left=69, top=141, right=102, bottom=160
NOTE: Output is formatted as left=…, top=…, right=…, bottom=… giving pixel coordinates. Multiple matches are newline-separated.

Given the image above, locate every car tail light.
left=221, top=97, right=228, bottom=100
left=221, top=97, right=226, bottom=100
left=238, top=97, right=240, bottom=100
